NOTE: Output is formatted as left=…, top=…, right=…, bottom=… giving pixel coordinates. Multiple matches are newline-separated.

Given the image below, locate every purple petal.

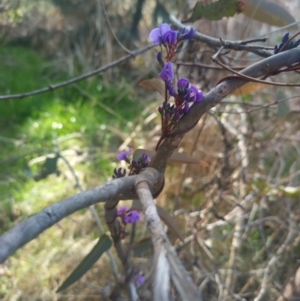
left=159, top=23, right=171, bottom=36
left=177, top=78, right=190, bottom=96
left=135, top=274, right=145, bottom=286
left=117, top=149, right=132, bottom=161
left=163, top=30, right=177, bottom=45
left=180, top=27, right=195, bottom=40
left=188, top=86, right=203, bottom=102
left=195, top=90, right=204, bottom=102
left=141, top=153, right=151, bottom=163
left=159, top=62, right=174, bottom=81
left=124, top=210, right=141, bottom=224
left=166, top=80, right=177, bottom=97
left=282, top=32, right=289, bottom=43
left=177, top=78, right=189, bottom=89
left=117, top=206, right=129, bottom=217
left=149, top=28, right=161, bottom=44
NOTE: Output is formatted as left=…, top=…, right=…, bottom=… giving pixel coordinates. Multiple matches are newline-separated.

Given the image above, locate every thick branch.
left=0, top=169, right=163, bottom=263
left=135, top=180, right=202, bottom=301
left=150, top=48, right=300, bottom=171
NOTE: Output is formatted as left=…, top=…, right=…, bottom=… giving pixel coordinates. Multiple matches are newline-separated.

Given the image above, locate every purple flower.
left=117, top=206, right=129, bottom=217
left=273, top=32, right=300, bottom=54
left=282, top=32, right=290, bottom=43
left=112, top=168, right=126, bottom=179
left=140, top=153, right=151, bottom=164
left=177, top=78, right=190, bottom=96
left=179, top=27, right=195, bottom=40
left=149, top=23, right=177, bottom=45
left=159, top=62, right=174, bottom=81
left=117, top=149, right=132, bottom=162
left=166, top=80, right=177, bottom=97
left=117, top=206, right=141, bottom=225
left=135, top=274, right=145, bottom=286
left=163, top=30, right=177, bottom=45
left=124, top=210, right=141, bottom=224
left=188, top=86, right=204, bottom=102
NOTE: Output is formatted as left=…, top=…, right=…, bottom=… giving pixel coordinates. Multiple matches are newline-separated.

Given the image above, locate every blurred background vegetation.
left=1, top=0, right=300, bottom=300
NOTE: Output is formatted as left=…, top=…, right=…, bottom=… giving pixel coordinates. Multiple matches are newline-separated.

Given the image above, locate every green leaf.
left=184, top=0, right=243, bottom=23
left=34, top=153, right=60, bottom=181
left=184, top=0, right=295, bottom=27
left=57, top=234, right=112, bottom=293
left=241, top=0, right=295, bottom=27
left=156, top=205, right=184, bottom=241
left=132, top=200, right=184, bottom=241
left=132, top=237, right=153, bottom=257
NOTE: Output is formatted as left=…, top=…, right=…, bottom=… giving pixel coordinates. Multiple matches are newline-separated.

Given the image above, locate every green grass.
left=0, top=45, right=143, bottom=225
left=0, top=45, right=148, bottom=297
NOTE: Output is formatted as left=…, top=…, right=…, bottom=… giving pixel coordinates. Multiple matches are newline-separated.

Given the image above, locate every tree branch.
left=0, top=44, right=155, bottom=101
left=135, top=180, right=202, bottom=301
left=0, top=168, right=163, bottom=263
left=150, top=48, right=300, bottom=171
left=170, top=15, right=272, bottom=58
left=1, top=45, right=299, bottom=270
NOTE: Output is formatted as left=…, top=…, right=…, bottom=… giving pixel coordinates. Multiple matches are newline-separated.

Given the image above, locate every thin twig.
left=213, top=57, right=300, bottom=87
left=170, top=15, right=272, bottom=58
left=0, top=44, right=155, bottom=101
left=99, top=0, right=135, bottom=54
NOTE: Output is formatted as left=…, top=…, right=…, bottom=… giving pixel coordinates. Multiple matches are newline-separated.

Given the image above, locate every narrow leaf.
left=57, top=234, right=112, bottom=292
left=138, top=78, right=165, bottom=97
left=34, top=154, right=60, bottom=181
left=156, top=205, right=184, bottom=241
left=133, top=148, right=208, bottom=167
left=241, top=0, right=295, bottom=27
left=132, top=237, right=153, bottom=257
left=232, top=82, right=267, bottom=96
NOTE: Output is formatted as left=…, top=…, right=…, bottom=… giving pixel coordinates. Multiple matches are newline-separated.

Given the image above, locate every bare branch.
left=170, top=15, right=272, bottom=58
left=135, top=181, right=170, bottom=301
left=0, top=169, right=163, bottom=263
left=0, top=44, right=155, bottom=101
left=135, top=180, right=202, bottom=301
left=150, top=48, right=300, bottom=171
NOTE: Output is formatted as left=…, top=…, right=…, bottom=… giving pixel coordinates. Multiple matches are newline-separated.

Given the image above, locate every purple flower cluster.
left=149, top=23, right=194, bottom=46
left=274, top=32, right=300, bottom=54
left=148, top=23, right=204, bottom=140
left=134, top=271, right=145, bottom=286
left=113, top=149, right=151, bottom=179
left=117, top=206, right=141, bottom=225
left=175, top=78, right=204, bottom=103
left=158, top=62, right=203, bottom=125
